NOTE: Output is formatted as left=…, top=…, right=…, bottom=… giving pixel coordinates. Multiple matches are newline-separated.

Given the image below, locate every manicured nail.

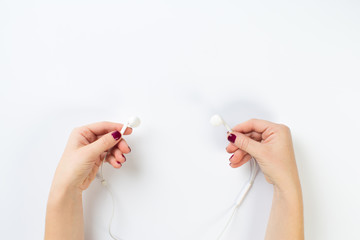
left=229, top=162, right=232, bottom=166
left=112, top=131, right=121, bottom=140
left=229, top=154, right=234, bottom=160
left=122, top=154, right=126, bottom=161
left=116, top=161, right=122, bottom=165
left=128, top=146, right=131, bottom=152
left=227, top=133, right=236, bottom=143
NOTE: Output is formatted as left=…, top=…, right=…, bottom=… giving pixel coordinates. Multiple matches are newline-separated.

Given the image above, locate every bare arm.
left=265, top=183, right=304, bottom=239
left=45, top=183, right=84, bottom=239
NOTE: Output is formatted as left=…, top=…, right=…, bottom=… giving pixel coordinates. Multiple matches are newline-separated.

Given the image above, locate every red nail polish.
left=227, top=133, right=236, bottom=143
left=112, top=131, right=121, bottom=140
left=116, top=161, right=122, bottom=165
left=122, top=154, right=126, bottom=161
left=128, top=146, right=131, bottom=152
left=229, top=154, right=234, bottom=160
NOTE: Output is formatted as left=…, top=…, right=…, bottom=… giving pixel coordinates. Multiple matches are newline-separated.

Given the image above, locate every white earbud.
left=120, top=116, right=141, bottom=135
left=128, top=116, right=141, bottom=128
left=210, top=114, right=232, bottom=132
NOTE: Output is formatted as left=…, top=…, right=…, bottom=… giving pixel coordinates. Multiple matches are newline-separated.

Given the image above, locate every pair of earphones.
left=98, top=114, right=258, bottom=240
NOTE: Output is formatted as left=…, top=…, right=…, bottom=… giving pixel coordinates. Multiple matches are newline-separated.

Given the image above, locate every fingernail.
left=112, top=131, right=121, bottom=140
left=128, top=146, right=131, bottom=152
left=227, top=133, right=236, bottom=143
left=116, top=161, right=122, bottom=166
left=229, top=154, right=234, bottom=160
left=122, top=154, right=126, bottom=161
left=229, top=162, right=232, bottom=166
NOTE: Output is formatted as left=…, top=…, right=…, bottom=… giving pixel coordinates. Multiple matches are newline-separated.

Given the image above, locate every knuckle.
left=279, top=124, right=291, bottom=133
left=74, top=127, right=97, bottom=143
left=71, top=127, right=80, bottom=135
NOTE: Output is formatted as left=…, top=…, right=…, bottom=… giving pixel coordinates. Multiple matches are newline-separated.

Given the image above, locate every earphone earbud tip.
left=210, top=114, right=223, bottom=126
left=128, top=116, right=141, bottom=128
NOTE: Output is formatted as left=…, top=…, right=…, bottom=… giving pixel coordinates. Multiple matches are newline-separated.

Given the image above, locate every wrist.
left=48, top=178, right=83, bottom=206
left=273, top=180, right=303, bottom=204
left=273, top=170, right=302, bottom=194
left=45, top=176, right=84, bottom=240
left=266, top=177, right=304, bottom=240
left=51, top=164, right=83, bottom=194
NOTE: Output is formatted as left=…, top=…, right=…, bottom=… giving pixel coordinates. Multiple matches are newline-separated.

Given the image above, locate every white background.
left=1, top=0, right=359, bottom=239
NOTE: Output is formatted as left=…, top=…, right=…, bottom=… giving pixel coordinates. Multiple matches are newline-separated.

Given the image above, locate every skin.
left=226, top=119, right=304, bottom=240
left=45, top=119, right=304, bottom=240
left=45, top=121, right=132, bottom=240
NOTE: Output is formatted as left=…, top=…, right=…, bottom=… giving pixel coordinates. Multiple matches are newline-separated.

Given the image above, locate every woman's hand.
left=226, top=119, right=304, bottom=240
left=226, top=118, right=300, bottom=191
left=46, top=121, right=133, bottom=240
left=52, top=121, right=133, bottom=192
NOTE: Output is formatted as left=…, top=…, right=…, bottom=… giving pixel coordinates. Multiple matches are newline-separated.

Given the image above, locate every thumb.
left=86, top=130, right=122, bottom=156
left=227, top=131, right=262, bottom=157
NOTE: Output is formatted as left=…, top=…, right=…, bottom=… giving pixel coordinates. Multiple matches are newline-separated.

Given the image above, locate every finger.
left=83, top=121, right=133, bottom=136
left=226, top=143, right=246, bottom=154
left=107, top=154, right=122, bottom=168
left=226, top=131, right=262, bottom=153
left=229, top=149, right=247, bottom=164
left=227, top=131, right=262, bottom=157
left=116, top=139, right=131, bottom=154
left=230, top=154, right=252, bottom=168
left=85, top=130, right=123, bottom=156
left=112, top=148, right=127, bottom=163
left=245, top=131, right=263, bottom=141
left=231, top=119, right=273, bottom=134
left=226, top=143, right=238, bottom=153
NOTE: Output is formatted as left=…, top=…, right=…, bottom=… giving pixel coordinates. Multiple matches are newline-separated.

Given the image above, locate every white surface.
left=0, top=0, right=359, bottom=239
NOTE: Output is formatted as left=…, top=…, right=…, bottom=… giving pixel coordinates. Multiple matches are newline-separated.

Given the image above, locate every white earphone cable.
left=95, top=117, right=141, bottom=240
left=95, top=115, right=257, bottom=240
left=99, top=155, right=258, bottom=240
left=216, top=157, right=259, bottom=240
left=97, top=151, right=123, bottom=240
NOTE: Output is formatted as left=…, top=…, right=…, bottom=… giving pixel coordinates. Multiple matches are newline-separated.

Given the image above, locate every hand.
left=51, top=121, right=133, bottom=192
left=226, top=119, right=300, bottom=191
